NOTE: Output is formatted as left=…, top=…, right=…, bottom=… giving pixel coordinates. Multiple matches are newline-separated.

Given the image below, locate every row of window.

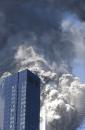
left=7, top=82, right=27, bottom=130
left=9, top=85, right=17, bottom=130
left=19, top=82, right=26, bottom=130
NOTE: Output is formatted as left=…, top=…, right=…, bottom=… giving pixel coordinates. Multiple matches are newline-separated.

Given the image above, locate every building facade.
left=3, top=73, right=18, bottom=130
left=2, top=69, right=40, bottom=130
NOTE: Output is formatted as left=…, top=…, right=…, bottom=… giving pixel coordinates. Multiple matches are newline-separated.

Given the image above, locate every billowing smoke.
left=40, top=72, right=85, bottom=130
left=0, top=1, right=85, bottom=130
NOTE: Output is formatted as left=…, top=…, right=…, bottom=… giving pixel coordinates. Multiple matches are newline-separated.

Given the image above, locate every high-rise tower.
left=0, top=69, right=40, bottom=130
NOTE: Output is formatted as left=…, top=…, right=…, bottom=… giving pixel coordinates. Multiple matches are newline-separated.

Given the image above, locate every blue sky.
left=73, top=59, right=85, bottom=130
left=73, top=59, right=85, bottom=83
left=63, top=12, right=85, bottom=83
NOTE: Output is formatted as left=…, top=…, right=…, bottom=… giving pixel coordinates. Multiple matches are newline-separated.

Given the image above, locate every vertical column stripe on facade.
left=3, top=73, right=18, bottom=130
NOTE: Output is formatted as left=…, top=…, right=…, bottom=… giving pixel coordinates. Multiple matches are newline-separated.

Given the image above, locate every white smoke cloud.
left=40, top=72, right=85, bottom=130
left=14, top=44, right=69, bottom=76
left=0, top=2, right=85, bottom=130
left=15, top=45, right=50, bottom=70
left=61, top=13, right=85, bottom=59
left=14, top=45, right=85, bottom=130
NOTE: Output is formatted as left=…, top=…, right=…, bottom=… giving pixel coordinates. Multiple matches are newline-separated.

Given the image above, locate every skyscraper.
left=0, top=69, right=40, bottom=130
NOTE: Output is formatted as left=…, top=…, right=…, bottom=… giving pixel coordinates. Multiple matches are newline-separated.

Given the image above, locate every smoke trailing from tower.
left=0, top=0, right=85, bottom=130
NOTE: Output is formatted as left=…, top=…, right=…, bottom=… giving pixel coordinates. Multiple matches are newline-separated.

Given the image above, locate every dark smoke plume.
left=0, top=1, right=85, bottom=130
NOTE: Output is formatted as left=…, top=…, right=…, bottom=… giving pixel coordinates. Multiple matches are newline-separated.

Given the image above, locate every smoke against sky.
left=0, top=0, right=85, bottom=130
left=0, top=0, right=84, bottom=75
left=0, top=0, right=80, bottom=74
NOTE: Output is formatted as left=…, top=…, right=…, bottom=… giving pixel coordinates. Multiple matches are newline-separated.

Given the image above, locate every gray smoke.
left=0, top=0, right=75, bottom=75
left=0, top=1, right=85, bottom=130
left=40, top=72, right=85, bottom=130
left=0, top=1, right=85, bottom=74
